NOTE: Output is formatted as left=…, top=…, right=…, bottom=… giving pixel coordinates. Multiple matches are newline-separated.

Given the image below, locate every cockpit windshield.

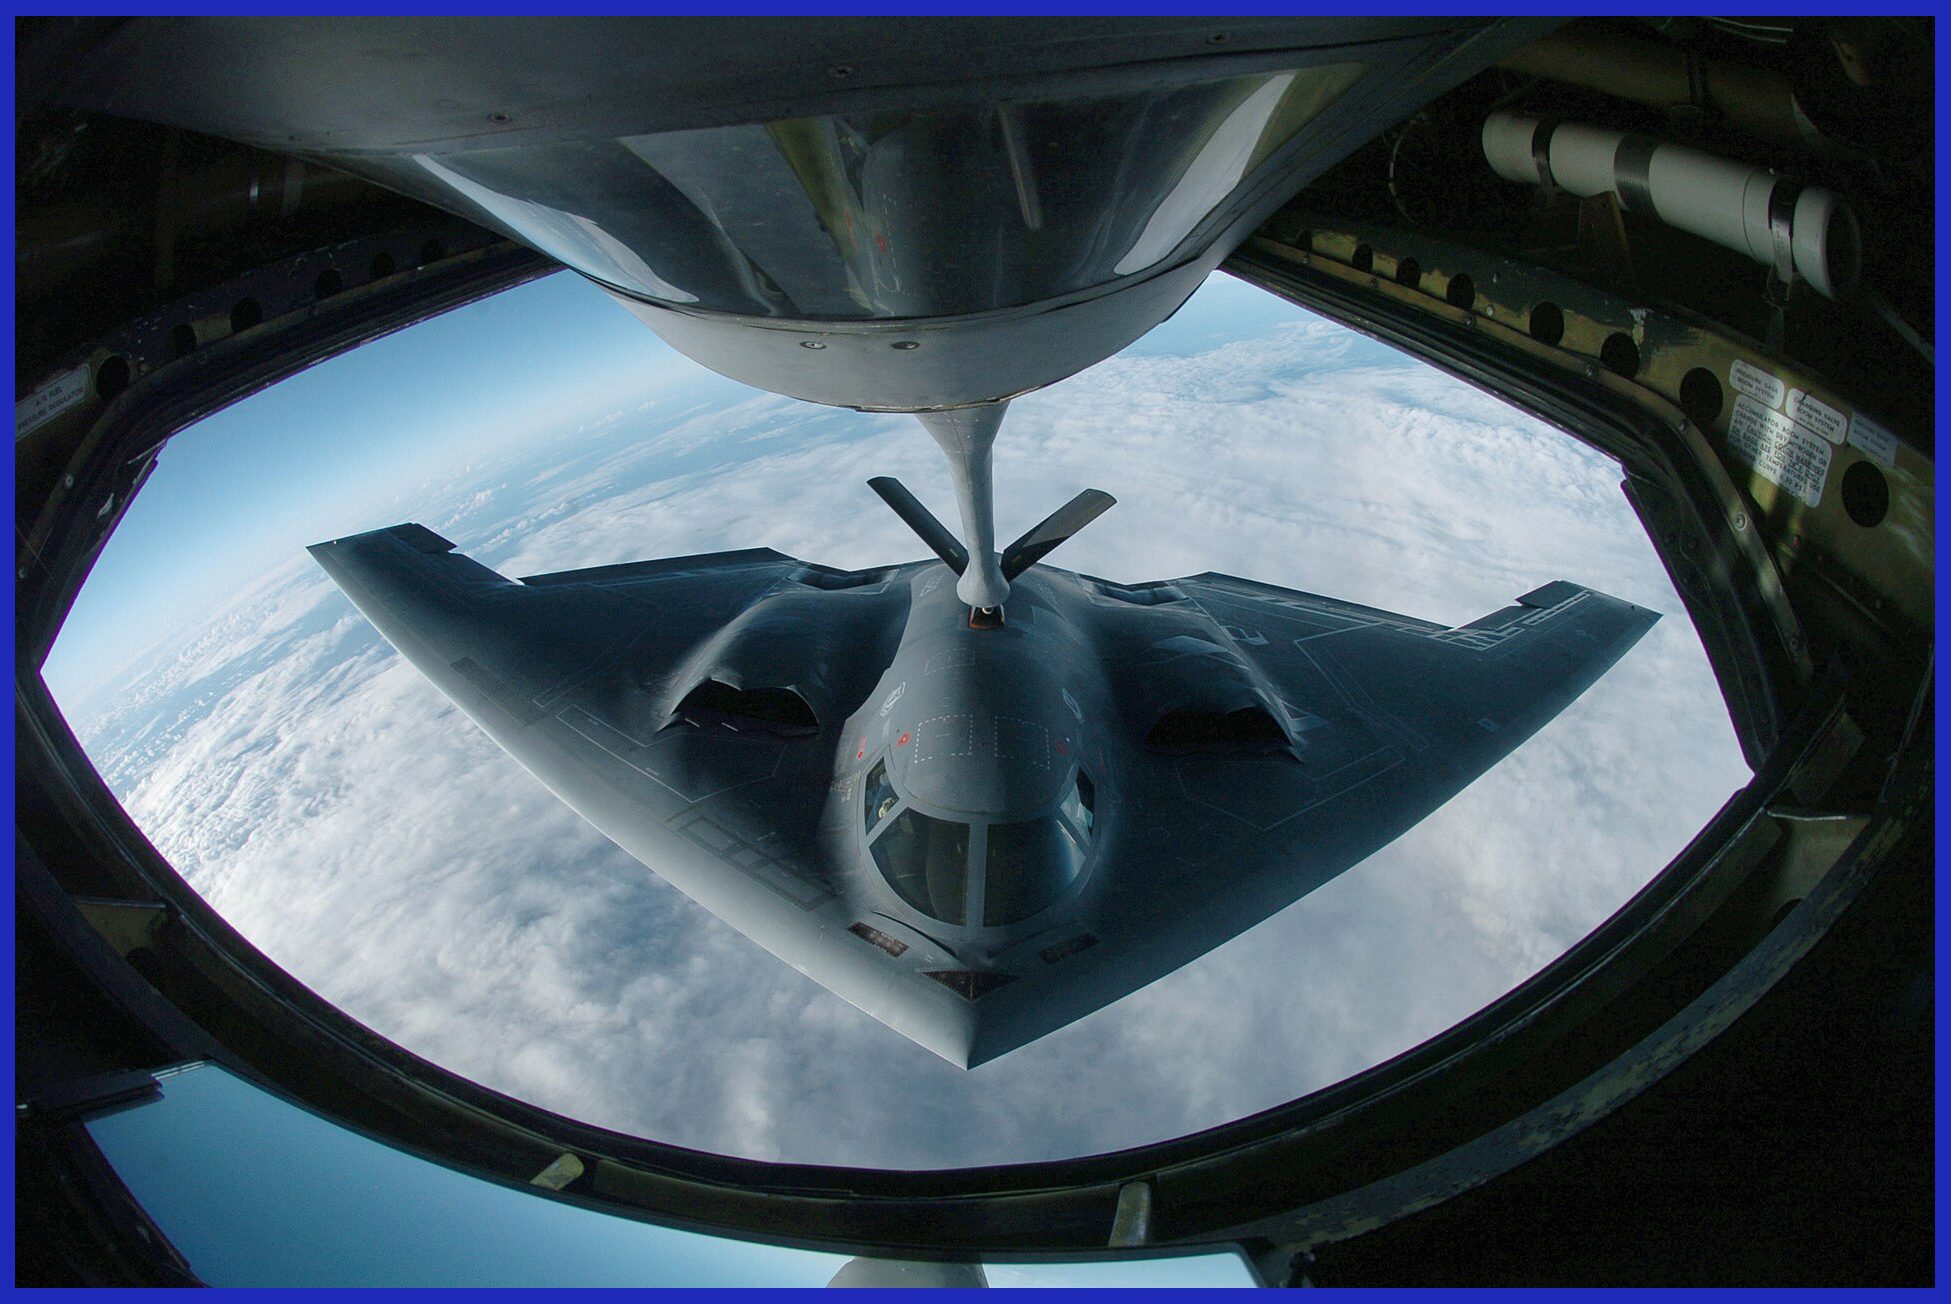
left=983, top=817, right=1086, bottom=926
left=1061, top=770, right=1095, bottom=837
left=870, top=808, right=971, bottom=925
left=863, top=759, right=899, bottom=835
left=867, top=767, right=1095, bottom=929
left=983, top=771, right=1094, bottom=926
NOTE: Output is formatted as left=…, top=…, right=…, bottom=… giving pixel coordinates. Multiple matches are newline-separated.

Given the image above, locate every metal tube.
left=1482, top=111, right=1860, bottom=298
left=1499, top=29, right=1814, bottom=149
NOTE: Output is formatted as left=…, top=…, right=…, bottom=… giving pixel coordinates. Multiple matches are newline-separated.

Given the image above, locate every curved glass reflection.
left=863, top=758, right=899, bottom=834
left=350, top=64, right=1363, bottom=319
left=982, top=815, right=1087, bottom=927
left=83, top=1062, right=1255, bottom=1286
left=871, top=807, right=972, bottom=924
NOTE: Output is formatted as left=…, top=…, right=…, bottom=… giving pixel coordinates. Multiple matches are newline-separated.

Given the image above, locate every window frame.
left=862, top=756, right=981, bottom=925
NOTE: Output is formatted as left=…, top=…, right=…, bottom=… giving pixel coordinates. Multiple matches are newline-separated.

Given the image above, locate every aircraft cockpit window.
left=982, top=817, right=1087, bottom=927
left=863, top=759, right=898, bottom=834
left=871, top=809, right=972, bottom=925
left=1060, top=770, right=1096, bottom=839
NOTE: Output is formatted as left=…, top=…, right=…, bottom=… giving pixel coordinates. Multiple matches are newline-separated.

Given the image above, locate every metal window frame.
left=14, top=214, right=1930, bottom=1272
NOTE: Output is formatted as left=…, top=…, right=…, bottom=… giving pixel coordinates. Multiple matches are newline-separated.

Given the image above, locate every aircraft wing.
left=308, top=524, right=1002, bottom=1056
left=951, top=572, right=1659, bottom=1066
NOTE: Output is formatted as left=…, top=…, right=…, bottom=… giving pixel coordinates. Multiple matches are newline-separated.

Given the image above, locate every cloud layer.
left=62, top=279, right=1751, bottom=1169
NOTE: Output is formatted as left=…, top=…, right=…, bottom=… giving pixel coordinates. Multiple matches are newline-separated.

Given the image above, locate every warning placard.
left=1728, top=394, right=1831, bottom=508
left=15, top=365, right=90, bottom=440
left=1848, top=413, right=1901, bottom=468
left=1728, top=357, right=1786, bottom=409
left=1785, top=389, right=1846, bottom=444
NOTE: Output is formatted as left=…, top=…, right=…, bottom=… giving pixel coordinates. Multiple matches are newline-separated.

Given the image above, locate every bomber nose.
left=906, top=976, right=1019, bottom=1070
left=905, top=993, right=982, bottom=1069
left=892, top=702, right=1070, bottom=820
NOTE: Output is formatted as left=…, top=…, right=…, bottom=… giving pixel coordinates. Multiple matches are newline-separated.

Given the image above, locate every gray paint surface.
left=311, top=521, right=1655, bottom=1067
left=56, top=18, right=1540, bottom=414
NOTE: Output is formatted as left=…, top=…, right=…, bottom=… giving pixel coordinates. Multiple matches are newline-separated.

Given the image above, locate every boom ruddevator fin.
left=867, top=476, right=969, bottom=574
left=1001, top=489, right=1116, bottom=581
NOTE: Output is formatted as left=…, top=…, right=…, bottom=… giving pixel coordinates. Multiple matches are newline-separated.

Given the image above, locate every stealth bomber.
left=312, top=456, right=1655, bottom=1067
left=282, top=21, right=1654, bottom=1066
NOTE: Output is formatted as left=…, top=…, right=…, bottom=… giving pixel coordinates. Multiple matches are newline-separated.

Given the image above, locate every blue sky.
left=89, top=1063, right=1252, bottom=1286
left=46, top=273, right=710, bottom=701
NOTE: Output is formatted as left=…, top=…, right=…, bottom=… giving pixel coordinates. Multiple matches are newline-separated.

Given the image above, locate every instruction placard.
left=1847, top=413, right=1900, bottom=468
left=1728, top=394, right=1830, bottom=508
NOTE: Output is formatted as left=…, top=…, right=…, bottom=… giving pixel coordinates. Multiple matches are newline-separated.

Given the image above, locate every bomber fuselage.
left=833, top=565, right=1110, bottom=943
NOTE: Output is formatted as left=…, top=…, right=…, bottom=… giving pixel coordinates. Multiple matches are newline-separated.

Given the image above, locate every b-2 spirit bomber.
left=312, top=406, right=1655, bottom=1067
left=283, top=20, right=1658, bottom=1066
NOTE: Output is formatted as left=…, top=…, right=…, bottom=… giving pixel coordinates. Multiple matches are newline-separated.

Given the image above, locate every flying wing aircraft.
left=312, top=467, right=1655, bottom=1067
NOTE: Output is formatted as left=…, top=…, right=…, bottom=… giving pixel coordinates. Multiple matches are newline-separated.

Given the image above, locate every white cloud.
left=59, top=285, right=1751, bottom=1169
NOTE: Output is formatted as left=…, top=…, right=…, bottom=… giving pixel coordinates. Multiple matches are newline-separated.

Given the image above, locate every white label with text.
left=1728, top=358, right=1786, bottom=409
left=1785, top=389, right=1846, bottom=444
left=1847, top=413, right=1900, bottom=468
left=15, top=365, right=90, bottom=440
left=1728, top=395, right=1830, bottom=508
